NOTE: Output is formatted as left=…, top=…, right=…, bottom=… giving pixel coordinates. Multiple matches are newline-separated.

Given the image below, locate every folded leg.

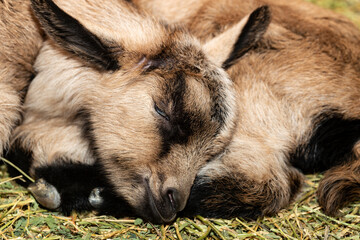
left=317, top=142, right=360, bottom=216
left=181, top=148, right=304, bottom=219
left=6, top=115, right=98, bottom=213
left=7, top=114, right=135, bottom=216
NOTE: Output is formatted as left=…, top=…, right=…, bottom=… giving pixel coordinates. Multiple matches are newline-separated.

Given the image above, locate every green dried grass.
left=1, top=0, right=360, bottom=239
left=1, top=162, right=360, bottom=239
left=306, top=0, right=360, bottom=27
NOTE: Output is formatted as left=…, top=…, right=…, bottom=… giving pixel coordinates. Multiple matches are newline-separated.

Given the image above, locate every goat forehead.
left=157, top=71, right=229, bottom=145
left=157, top=67, right=227, bottom=118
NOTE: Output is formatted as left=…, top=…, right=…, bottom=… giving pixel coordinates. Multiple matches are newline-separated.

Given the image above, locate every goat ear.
left=31, top=0, right=120, bottom=71
left=204, top=6, right=271, bottom=69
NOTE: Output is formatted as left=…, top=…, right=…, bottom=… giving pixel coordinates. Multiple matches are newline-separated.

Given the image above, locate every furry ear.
left=31, top=0, right=120, bottom=71
left=204, top=6, right=271, bottom=69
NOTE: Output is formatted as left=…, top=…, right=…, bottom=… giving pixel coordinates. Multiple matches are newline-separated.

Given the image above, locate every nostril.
left=167, top=190, right=175, bottom=207
left=165, top=188, right=180, bottom=211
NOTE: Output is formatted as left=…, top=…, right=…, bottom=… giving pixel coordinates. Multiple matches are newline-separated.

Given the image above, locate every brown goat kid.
left=6, top=0, right=360, bottom=223
left=131, top=0, right=360, bottom=218
left=0, top=1, right=42, bottom=157
left=8, top=0, right=239, bottom=223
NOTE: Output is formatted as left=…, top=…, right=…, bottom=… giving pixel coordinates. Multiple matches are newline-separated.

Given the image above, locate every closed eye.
left=155, top=104, right=170, bottom=121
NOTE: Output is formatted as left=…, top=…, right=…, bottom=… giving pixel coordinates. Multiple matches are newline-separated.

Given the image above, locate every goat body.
left=5, top=0, right=360, bottom=223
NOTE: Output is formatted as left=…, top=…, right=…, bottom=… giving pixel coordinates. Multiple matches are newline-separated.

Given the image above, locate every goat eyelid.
left=154, top=103, right=170, bottom=121
left=134, top=56, right=148, bottom=70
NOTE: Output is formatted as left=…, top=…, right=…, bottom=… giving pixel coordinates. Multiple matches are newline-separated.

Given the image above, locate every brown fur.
left=317, top=142, right=360, bottom=215
left=7, top=0, right=360, bottom=222
left=131, top=0, right=360, bottom=218
left=10, top=0, right=239, bottom=223
left=0, top=0, right=43, bottom=155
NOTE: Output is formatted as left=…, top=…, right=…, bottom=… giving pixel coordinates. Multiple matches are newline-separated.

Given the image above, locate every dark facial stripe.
left=290, top=112, right=360, bottom=173
left=157, top=71, right=194, bottom=157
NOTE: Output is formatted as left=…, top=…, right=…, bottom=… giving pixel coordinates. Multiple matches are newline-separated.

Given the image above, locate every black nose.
left=144, top=179, right=182, bottom=223
left=146, top=187, right=181, bottom=223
